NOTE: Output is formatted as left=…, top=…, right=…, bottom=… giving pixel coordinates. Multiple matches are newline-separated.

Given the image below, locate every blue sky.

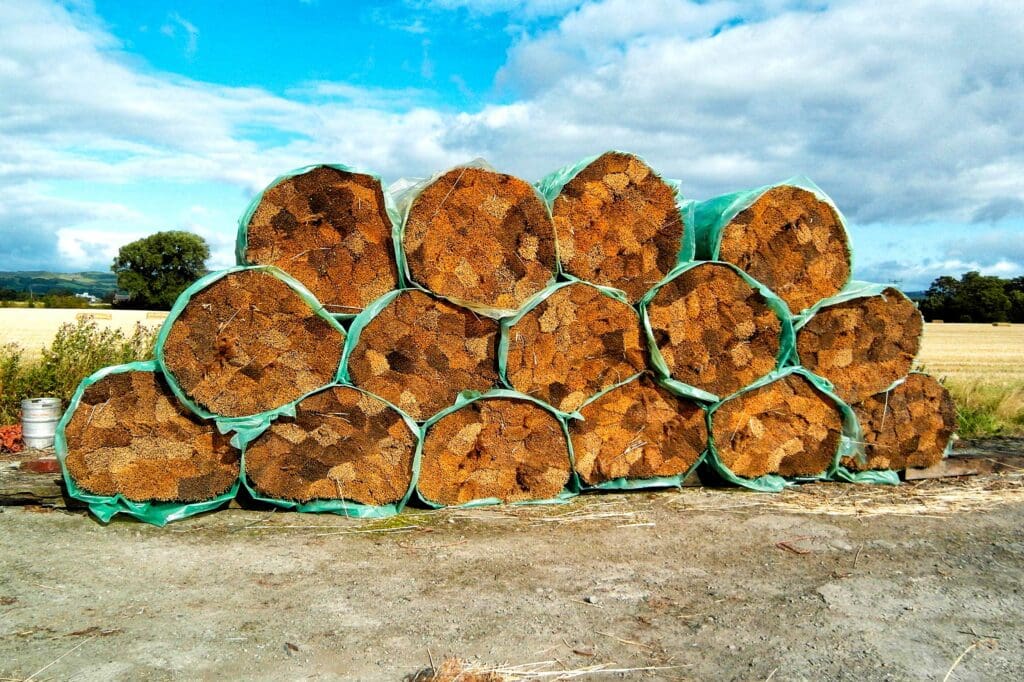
left=1, top=0, right=1022, bottom=290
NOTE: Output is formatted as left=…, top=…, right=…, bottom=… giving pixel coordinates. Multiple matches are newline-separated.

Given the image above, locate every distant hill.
left=0, top=271, right=119, bottom=297
left=903, top=290, right=926, bottom=302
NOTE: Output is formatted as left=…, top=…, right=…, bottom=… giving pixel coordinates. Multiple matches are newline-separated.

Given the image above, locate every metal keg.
left=21, top=397, right=62, bottom=449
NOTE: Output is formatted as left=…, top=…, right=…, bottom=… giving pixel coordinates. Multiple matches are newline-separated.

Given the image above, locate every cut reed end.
left=63, top=370, right=239, bottom=502
left=845, top=374, right=957, bottom=471
left=647, top=262, right=782, bottom=397
left=551, top=151, right=684, bottom=301
left=244, top=165, right=399, bottom=314
left=797, top=287, right=922, bottom=404
left=418, top=397, right=571, bottom=505
left=718, top=185, right=851, bottom=313
left=570, top=374, right=706, bottom=485
left=347, top=289, right=499, bottom=421
left=711, top=373, right=843, bottom=479
left=505, top=283, right=645, bottom=412
left=161, top=269, right=344, bottom=418
left=403, top=166, right=556, bottom=312
left=244, top=386, right=417, bottom=505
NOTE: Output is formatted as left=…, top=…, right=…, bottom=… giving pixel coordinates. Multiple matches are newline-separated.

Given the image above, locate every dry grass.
left=0, top=309, right=164, bottom=357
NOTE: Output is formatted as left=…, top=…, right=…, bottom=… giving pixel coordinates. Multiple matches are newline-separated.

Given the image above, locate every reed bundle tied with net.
left=63, top=370, right=239, bottom=502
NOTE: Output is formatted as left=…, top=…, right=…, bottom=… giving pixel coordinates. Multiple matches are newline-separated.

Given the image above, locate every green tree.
left=920, top=275, right=960, bottom=321
left=111, top=231, right=209, bottom=309
left=953, top=271, right=1011, bottom=322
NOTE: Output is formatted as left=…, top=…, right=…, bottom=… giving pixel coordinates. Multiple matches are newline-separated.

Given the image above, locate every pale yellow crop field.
left=0, top=309, right=166, bottom=355
left=916, top=323, right=1024, bottom=385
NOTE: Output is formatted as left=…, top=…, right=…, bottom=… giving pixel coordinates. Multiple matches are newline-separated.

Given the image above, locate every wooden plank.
left=905, top=453, right=1024, bottom=480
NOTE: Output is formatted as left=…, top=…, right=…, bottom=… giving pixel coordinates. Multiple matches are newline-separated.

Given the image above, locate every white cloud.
left=161, top=12, right=199, bottom=56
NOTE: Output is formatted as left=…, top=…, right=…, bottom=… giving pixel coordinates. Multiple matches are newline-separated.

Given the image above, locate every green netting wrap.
left=638, top=260, right=796, bottom=404
left=792, top=281, right=895, bottom=330
left=55, top=361, right=240, bottom=526
left=232, top=384, right=422, bottom=518
left=415, top=388, right=579, bottom=509
left=535, top=151, right=697, bottom=273
left=705, top=366, right=861, bottom=492
left=155, top=265, right=347, bottom=438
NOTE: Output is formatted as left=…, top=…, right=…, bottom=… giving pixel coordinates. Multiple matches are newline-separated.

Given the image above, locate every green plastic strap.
left=391, top=158, right=558, bottom=319
left=154, top=264, right=348, bottom=436
left=54, top=360, right=239, bottom=526
left=535, top=151, right=697, bottom=271
left=234, top=163, right=406, bottom=319
left=234, top=384, right=422, bottom=518
left=638, top=260, right=797, bottom=404
left=792, top=281, right=913, bottom=331
left=415, top=387, right=580, bottom=508
left=692, top=175, right=853, bottom=315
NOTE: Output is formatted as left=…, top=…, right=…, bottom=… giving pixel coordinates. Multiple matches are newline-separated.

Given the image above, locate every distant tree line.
left=0, top=288, right=114, bottom=308
left=920, top=272, right=1024, bottom=323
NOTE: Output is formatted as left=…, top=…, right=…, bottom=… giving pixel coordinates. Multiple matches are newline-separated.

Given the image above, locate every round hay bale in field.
left=243, top=386, right=417, bottom=505
left=346, top=290, right=499, bottom=422
left=796, top=288, right=922, bottom=404
left=503, top=282, right=645, bottom=413
left=550, top=151, right=684, bottom=302
left=711, top=373, right=844, bottom=479
left=240, top=165, right=399, bottom=315
left=160, top=269, right=345, bottom=418
left=403, top=166, right=556, bottom=314
left=569, top=374, right=706, bottom=485
left=645, top=262, right=786, bottom=398
left=715, top=185, right=850, bottom=313
left=844, top=374, right=956, bottom=471
left=62, top=369, right=238, bottom=502
left=418, top=396, right=571, bottom=505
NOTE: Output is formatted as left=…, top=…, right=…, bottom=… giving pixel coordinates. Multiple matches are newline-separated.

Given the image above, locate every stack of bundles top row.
left=56, top=154, right=956, bottom=525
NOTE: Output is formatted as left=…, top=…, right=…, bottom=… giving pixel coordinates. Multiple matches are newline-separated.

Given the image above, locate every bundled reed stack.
left=795, top=287, right=923, bottom=404
left=698, top=184, right=851, bottom=314
left=346, top=290, right=499, bottom=421
left=547, top=151, right=686, bottom=302
left=503, top=283, right=646, bottom=413
left=710, top=372, right=844, bottom=479
left=159, top=268, right=345, bottom=418
left=239, top=165, right=399, bottom=315
left=402, top=166, right=557, bottom=314
left=644, top=262, right=787, bottom=398
left=418, top=396, right=572, bottom=505
left=243, top=386, right=418, bottom=506
left=569, top=374, right=707, bottom=485
left=844, top=374, right=957, bottom=471
left=62, top=368, right=239, bottom=502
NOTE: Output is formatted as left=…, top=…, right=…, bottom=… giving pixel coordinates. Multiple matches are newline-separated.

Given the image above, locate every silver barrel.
left=21, top=397, right=62, bottom=449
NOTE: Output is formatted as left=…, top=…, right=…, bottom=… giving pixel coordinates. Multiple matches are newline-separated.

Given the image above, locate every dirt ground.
left=2, top=469, right=1023, bottom=682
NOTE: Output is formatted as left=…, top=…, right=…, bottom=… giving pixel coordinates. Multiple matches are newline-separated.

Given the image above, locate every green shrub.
left=0, top=320, right=158, bottom=424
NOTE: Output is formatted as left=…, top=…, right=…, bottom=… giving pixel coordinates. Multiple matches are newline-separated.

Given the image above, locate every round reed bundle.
left=504, top=283, right=645, bottom=412
left=550, top=152, right=684, bottom=302
left=711, top=373, right=844, bottom=479
left=63, top=370, right=238, bottom=502
left=796, top=288, right=922, bottom=404
left=403, top=167, right=556, bottom=314
left=243, top=386, right=417, bottom=505
left=570, top=374, right=706, bottom=485
left=418, top=397, right=571, bottom=505
left=645, top=262, right=784, bottom=398
left=160, top=269, right=344, bottom=418
left=844, top=374, right=957, bottom=471
left=241, top=165, right=399, bottom=315
left=346, top=290, right=499, bottom=422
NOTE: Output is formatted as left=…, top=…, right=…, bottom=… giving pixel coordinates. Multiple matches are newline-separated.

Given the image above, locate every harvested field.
left=62, top=369, right=238, bottom=501
left=0, top=309, right=161, bottom=357
left=716, top=185, right=851, bottom=313
left=549, top=151, right=684, bottom=302
left=569, top=374, right=706, bottom=485
left=845, top=373, right=957, bottom=471
left=916, top=322, right=1024, bottom=384
left=243, top=386, right=417, bottom=506
left=504, top=283, right=645, bottom=412
left=346, top=290, right=499, bottom=421
left=797, top=287, right=922, bottom=404
left=241, top=165, right=399, bottom=315
left=160, top=269, right=344, bottom=418
left=645, top=262, right=783, bottom=398
left=402, top=167, right=556, bottom=314
left=711, top=373, right=844, bottom=478
left=418, top=397, right=571, bottom=505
